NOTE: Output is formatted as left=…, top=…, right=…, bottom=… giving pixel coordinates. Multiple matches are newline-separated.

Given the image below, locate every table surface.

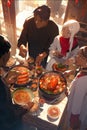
left=1, top=56, right=75, bottom=130
left=23, top=95, right=68, bottom=130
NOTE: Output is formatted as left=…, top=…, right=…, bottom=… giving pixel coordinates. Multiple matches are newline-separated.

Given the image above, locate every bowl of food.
left=38, top=71, right=67, bottom=101
left=47, top=106, right=60, bottom=120
left=52, top=63, right=68, bottom=72
left=12, top=88, right=34, bottom=106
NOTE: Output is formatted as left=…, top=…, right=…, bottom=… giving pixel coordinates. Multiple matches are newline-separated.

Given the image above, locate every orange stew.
left=39, top=73, right=66, bottom=94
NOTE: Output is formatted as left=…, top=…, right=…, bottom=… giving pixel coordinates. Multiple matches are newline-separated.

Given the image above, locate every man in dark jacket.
left=17, top=5, right=59, bottom=67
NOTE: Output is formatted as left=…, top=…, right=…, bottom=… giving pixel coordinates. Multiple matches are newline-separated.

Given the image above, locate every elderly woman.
left=46, top=19, right=80, bottom=71
left=67, top=46, right=87, bottom=130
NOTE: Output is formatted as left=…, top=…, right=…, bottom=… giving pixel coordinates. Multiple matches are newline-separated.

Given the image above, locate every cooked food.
left=39, top=72, right=66, bottom=95
left=47, top=106, right=60, bottom=119
left=12, top=66, right=31, bottom=85
left=35, top=65, right=43, bottom=75
left=4, top=66, right=32, bottom=85
left=6, top=57, right=16, bottom=67
left=12, top=88, right=33, bottom=105
left=52, top=63, right=68, bottom=72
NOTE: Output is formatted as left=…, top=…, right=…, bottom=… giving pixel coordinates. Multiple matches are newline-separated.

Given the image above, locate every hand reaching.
left=19, top=44, right=27, bottom=58
left=52, top=50, right=63, bottom=58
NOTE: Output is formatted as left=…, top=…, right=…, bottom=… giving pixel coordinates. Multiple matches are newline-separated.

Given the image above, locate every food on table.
left=4, top=66, right=31, bottom=85
left=14, top=66, right=29, bottom=84
left=30, top=78, right=38, bottom=91
left=27, top=57, right=34, bottom=64
left=39, top=72, right=66, bottom=95
left=52, top=63, right=68, bottom=72
left=30, top=101, right=39, bottom=113
left=47, top=106, right=60, bottom=120
left=35, top=65, right=43, bottom=76
left=5, top=57, right=16, bottom=67
left=39, top=98, right=46, bottom=106
left=30, top=83, right=38, bottom=91
left=12, top=88, right=34, bottom=106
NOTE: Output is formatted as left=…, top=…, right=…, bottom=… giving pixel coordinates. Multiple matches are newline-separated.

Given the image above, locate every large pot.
left=38, top=71, right=67, bottom=102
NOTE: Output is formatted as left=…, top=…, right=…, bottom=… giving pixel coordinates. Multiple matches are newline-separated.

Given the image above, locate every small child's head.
left=61, top=19, right=80, bottom=38
left=75, top=46, right=87, bottom=68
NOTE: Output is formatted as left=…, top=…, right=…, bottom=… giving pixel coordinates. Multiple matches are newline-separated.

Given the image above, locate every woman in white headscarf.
left=46, top=19, right=80, bottom=71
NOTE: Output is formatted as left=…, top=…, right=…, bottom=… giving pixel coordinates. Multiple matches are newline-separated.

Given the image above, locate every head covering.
left=63, top=19, right=80, bottom=54
left=33, top=5, right=51, bottom=20
left=81, top=46, right=87, bottom=58
left=0, top=35, right=11, bottom=58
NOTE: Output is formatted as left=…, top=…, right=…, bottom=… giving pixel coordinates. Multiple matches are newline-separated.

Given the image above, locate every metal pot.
left=38, top=71, right=67, bottom=102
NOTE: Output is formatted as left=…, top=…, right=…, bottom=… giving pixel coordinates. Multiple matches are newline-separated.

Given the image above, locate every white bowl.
left=47, top=106, right=60, bottom=120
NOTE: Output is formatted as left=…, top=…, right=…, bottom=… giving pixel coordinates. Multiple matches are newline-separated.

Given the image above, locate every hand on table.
left=19, top=44, right=27, bottom=58
left=22, top=101, right=34, bottom=111
left=52, top=50, right=63, bottom=58
left=35, top=52, right=47, bottom=65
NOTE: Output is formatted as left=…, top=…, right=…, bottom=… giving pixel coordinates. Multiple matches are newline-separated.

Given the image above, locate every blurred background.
left=0, top=0, right=87, bottom=55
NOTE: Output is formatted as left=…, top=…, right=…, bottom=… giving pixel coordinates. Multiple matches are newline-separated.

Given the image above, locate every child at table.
left=46, top=19, right=80, bottom=71
left=67, top=46, right=87, bottom=130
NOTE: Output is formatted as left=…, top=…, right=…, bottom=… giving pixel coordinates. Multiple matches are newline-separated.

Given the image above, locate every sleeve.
left=49, top=36, right=61, bottom=56
left=17, top=20, right=28, bottom=47
left=71, top=77, right=87, bottom=114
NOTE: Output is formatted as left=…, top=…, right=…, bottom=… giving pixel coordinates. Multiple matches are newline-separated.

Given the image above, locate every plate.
left=12, top=88, right=34, bottom=106
left=5, top=57, right=16, bottom=68
left=52, top=63, right=68, bottom=72
left=4, top=65, right=33, bottom=86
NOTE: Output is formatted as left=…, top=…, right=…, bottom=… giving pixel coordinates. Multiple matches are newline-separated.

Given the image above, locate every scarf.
left=60, top=36, right=78, bottom=56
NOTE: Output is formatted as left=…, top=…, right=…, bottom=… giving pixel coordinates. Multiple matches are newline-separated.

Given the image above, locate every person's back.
left=0, top=77, right=26, bottom=130
left=0, top=35, right=27, bottom=130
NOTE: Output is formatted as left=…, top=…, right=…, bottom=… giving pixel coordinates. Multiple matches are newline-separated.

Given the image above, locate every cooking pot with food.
left=38, top=71, right=67, bottom=102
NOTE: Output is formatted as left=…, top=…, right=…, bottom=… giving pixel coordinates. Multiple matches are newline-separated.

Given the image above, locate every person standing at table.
left=17, top=5, right=59, bottom=67
left=46, top=19, right=80, bottom=71
left=67, top=46, right=87, bottom=130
